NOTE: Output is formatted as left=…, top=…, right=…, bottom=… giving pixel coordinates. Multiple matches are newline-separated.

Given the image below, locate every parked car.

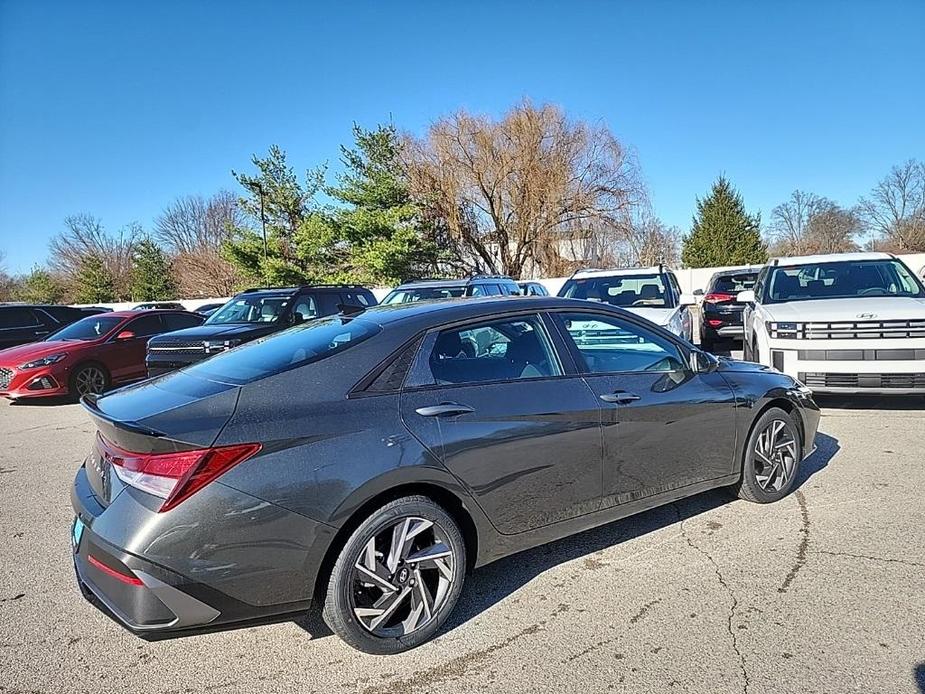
left=132, top=302, right=186, bottom=311
left=741, top=252, right=925, bottom=394
left=0, top=310, right=203, bottom=400
left=70, top=295, right=818, bottom=653
left=194, top=302, right=226, bottom=316
left=557, top=266, right=696, bottom=340
left=518, top=280, right=549, bottom=296
left=699, top=268, right=759, bottom=351
left=145, top=284, right=377, bottom=377
left=380, top=275, right=521, bottom=304
left=0, top=304, right=109, bottom=350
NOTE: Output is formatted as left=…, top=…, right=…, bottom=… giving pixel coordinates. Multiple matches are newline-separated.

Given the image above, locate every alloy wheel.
left=753, top=418, right=798, bottom=492
left=350, top=516, right=455, bottom=638
left=74, top=366, right=106, bottom=396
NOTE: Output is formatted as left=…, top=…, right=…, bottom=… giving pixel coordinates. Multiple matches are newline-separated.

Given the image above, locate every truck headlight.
left=203, top=339, right=241, bottom=354
left=766, top=321, right=800, bottom=339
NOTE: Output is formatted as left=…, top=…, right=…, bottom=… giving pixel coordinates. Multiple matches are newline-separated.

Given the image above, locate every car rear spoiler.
left=81, top=394, right=166, bottom=438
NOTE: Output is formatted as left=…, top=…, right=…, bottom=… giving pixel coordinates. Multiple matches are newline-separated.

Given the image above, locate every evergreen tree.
left=222, top=126, right=434, bottom=286
left=681, top=176, right=767, bottom=267
left=73, top=254, right=116, bottom=303
left=329, top=123, right=436, bottom=285
left=14, top=267, right=64, bottom=304
left=131, top=238, right=177, bottom=301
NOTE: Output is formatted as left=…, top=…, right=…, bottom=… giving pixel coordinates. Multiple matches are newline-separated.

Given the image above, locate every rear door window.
left=0, top=308, right=41, bottom=329
left=123, top=314, right=164, bottom=337
left=163, top=313, right=204, bottom=331
left=422, top=316, right=560, bottom=386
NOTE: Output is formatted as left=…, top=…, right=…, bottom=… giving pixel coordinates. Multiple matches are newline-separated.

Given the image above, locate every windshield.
left=184, top=315, right=381, bottom=385
left=47, top=315, right=123, bottom=341
left=382, top=286, right=466, bottom=304
left=765, top=260, right=925, bottom=303
left=559, top=274, right=674, bottom=308
left=206, top=294, right=291, bottom=324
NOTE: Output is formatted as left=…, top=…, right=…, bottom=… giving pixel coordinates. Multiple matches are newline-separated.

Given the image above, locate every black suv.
left=0, top=304, right=106, bottom=350
left=380, top=275, right=521, bottom=304
left=699, top=268, right=759, bottom=351
left=145, top=285, right=377, bottom=376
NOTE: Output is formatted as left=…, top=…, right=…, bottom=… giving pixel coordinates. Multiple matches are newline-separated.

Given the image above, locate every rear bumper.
left=70, top=465, right=334, bottom=635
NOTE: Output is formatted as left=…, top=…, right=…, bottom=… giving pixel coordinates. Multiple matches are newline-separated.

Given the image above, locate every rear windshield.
left=711, top=273, right=757, bottom=294
left=382, top=286, right=466, bottom=304
left=181, top=315, right=381, bottom=385
left=48, top=315, right=123, bottom=341
left=559, top=274, right=674, bottom=308
left=765, top=259, right=925, bottom=303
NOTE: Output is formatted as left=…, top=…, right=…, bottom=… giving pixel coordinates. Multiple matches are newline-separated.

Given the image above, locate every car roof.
left=770, top=251, right=894, bottom=267
left=237, top=285, right=371, bottom=296
left=352, top=295, right=612, bottom=328
left=94, top=310, right=192, bottom=318
left=571, top=266, right=673, bottom=279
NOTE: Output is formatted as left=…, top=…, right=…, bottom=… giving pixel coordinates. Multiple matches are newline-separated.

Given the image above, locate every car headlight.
left=766, top=321, right=800, bottom=339
left=203, top=339, right=241, bottom=354
left=19, top=353, right=67, bottom=369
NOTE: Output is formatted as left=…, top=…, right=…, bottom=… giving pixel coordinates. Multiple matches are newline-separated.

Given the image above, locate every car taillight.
left=99, top=434, right=261, bottom=512
left=704, top=292, right=736, bottom=304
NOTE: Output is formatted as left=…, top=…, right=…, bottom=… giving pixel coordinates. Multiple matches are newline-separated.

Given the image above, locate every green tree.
left=14, top=267, right=64, bottom=304
left=222, top=126, right=435, bottom=286
left=329, top=123, right=436, bottom=284
left=131, top=238, right=177, bottom=301
left=681, top=176, right=767, bottom=267
left=73, top=254, right=116, bottom=303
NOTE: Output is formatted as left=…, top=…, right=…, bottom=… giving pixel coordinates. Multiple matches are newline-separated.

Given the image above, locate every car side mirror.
left=679, top=293, right=697, bottom=307
left=115, top=330, right=135, bottom=341
left=689, top=349, right=717, bottom=373
left=693, top=288, right=704, bottom=296
left=737, top=290, right=755, bottom=304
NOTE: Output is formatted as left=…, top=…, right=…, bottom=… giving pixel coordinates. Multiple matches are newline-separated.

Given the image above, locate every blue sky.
left=1, top=0, right=923, bottom=274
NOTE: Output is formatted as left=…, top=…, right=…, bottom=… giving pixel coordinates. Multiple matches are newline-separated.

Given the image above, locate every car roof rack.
left=240, top=284, right=369, bottom=293
left=467, top=273, right=513, bottom=281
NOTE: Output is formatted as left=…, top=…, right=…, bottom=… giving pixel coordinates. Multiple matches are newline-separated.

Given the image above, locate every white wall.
left=76, top=253, right=925, bottom=310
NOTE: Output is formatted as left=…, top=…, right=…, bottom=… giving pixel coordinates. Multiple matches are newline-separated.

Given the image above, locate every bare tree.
left=859, top=160, right=925, bottom=251
left=48, top=215, right=137, bottom=300
left=402, top=102, right=644, bottom=278
left=769, top=191, right=862, bottom=256
left=154, top=191, right=244, bottom=296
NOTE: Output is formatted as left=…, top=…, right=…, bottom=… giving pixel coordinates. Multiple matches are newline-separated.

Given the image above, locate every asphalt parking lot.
left=2, top=389, right=924, bottom=694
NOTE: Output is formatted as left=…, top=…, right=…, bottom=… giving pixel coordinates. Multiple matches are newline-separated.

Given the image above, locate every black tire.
left=322, top=495, right=466, bottom=654
left=69, top=362, right=110, bottom=400
left=734, top=407, right=802, bottom=503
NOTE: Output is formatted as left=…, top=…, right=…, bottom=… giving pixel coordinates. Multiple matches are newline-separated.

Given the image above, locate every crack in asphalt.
left=812, top=549, right=925, bottom=569
left=778, top=490, right=810, bottom=594
left=361, top=603, right=571, bottom=694
left=677, top=507, right=750, bottom=694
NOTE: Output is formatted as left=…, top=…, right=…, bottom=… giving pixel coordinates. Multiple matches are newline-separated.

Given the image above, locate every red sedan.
left=0, top=310, right=203, bottom=401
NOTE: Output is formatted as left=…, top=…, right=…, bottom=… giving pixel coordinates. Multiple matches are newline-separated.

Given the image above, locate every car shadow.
left=293, top=432, right=840, bottom=642
left=8, top=396, right=74, bottom=407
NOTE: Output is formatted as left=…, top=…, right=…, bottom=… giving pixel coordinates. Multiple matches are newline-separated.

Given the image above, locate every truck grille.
left=790, top=319, right=925, bottom=340
left=0, top=367, right=12, bottom=389
left=148, top=341, right=205, bottom=355
left=799, top=372, right=925, bottom=390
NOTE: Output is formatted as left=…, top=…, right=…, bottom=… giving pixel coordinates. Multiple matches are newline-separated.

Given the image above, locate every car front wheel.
left=322, top=495, right=466, bottom=654
left=734, top=407, right=802, bottom=503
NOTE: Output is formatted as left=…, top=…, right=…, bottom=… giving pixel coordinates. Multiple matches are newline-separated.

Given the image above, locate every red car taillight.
left=704, top=292, right=736, bottom=304
left=99, top=435, right=261, bottom=512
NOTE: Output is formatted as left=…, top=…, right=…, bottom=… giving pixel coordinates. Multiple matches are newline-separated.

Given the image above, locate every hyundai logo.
left=856, top=313, right=877, bottom=319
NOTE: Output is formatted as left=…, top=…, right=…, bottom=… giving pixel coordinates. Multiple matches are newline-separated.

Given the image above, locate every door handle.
left=599, top=391, right=641, bottom=404
left=415, top=403, right=475, bottom=417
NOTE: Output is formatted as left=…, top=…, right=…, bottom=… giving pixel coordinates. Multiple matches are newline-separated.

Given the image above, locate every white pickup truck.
left=740, top=252, right=925, bottom=395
